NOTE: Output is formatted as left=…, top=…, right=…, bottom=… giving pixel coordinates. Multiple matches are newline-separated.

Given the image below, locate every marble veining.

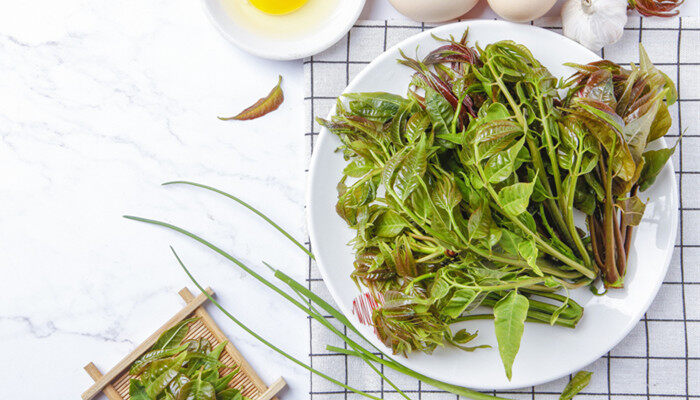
left=0, top=0, right=310, bottom=398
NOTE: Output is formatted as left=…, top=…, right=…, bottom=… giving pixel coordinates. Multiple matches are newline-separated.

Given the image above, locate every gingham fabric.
left=303, top=17, right=699, bottom=399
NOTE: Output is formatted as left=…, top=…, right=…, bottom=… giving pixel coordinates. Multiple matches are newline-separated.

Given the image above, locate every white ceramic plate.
left=202, top=0, right=365, bottom=60
left=307, top=20, right=678, bottom=390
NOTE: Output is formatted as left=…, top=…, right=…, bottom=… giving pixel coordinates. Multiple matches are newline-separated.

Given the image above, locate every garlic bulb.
left=561, top=0, right=628, bottom=51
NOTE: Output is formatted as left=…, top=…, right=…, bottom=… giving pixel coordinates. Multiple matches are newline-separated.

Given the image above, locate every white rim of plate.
left=201, top=0, right=366, bottom=60
left=306, top=20, right=679, bottom=390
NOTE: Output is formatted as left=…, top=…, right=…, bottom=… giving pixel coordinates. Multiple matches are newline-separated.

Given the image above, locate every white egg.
left=487, top=0, right=558, bottom=22
left=388, top=0, right=480, bottom=23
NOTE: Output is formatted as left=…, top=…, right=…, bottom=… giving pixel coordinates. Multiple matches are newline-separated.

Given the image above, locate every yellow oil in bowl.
left=223, top=0, right=338, bottom=39
left=249, top=0, right=309, bottom=15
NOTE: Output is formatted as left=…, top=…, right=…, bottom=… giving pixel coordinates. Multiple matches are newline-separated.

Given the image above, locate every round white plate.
left=202, top=0, right=365, bottom=60
left=307, top=20, right=678, bottom=390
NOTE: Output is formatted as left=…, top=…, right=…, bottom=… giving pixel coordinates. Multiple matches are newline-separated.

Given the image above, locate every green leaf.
left=146, top=367, right=180, bottom=398
left=499, top=229, right=523, bottom=256
left=525, top=167, right=550, bottom=202
left=130, top=344, right=189, bottom=375
left=388, top=102, right=413, bottom=146
left=442, top=289, right=479, bottom=319
left=335, top=177, right=377, bottom=225
left=208, top=341, right=226, bottom=360
left=168, top=373, right=190, bottom=398
left=616, top=196, right=646, bottom=226
left=550, top=295, right=569, bottom=325
left=213, top=369, right=238, bottom=392
left=483, top=137, right=525, bottom=183
left=517, top=212, right=537, bottom=233
left=216, top=388, right=245, bottom=400
left=430, top=276, right=452, bottom=303
left=344, top=92, right=408, bottom=116
left=431, top=173, right=462, bottom=213
left=638, top=144, right=676, bottom=191
left=573, top=183, right=596, bottom=215
left=560, top=370, right=593, bottom=400
left=451, top=329, right=478, bottom=344
left=200, top=368, right=219, bottom=383
left=622, top=97, right=660, bottom=162
left=468, top=205, right=492, bottom=240
left=393, top=236, right=417, bottom=278
left=396, top=153, right=427, bottom=201
left=130, top=380, right=153, bottom=400
left=572, top=99, right=637, bottom=181
left=637, top=44, right=677, bottom=105
left=343, top=159, right=374, bottom=178
left=153, top=318, right=198, bottom=350
left=184, top=337, right=212, bottom=355
left=405, top=110, right=430, bottom=142
left=648, top=100, right=672, bottom=143
left=583, top=172, right=605, bottom=202
left=202, top=341, right=226, bottom=370
left=425, top=87, right=454, bottom=137
left=493, top=291, right=529, bottom=380
left=497, top=181, right=535, bottom=216
left=472, top=120, right=521, bottom=160
left=182, top=352, right=225, bottom=373
left=140, top=352, right=186, bottom=385
left=390, top=138, right=429, bottom=201
left=375, top=209, right=409, bottom=238
left=575, top=99, right=623, bottom=132
left=177, top=377, right=215, bottom=400
left=218, top=76, right=283, bottom=121
left=488, top=226, right=503, bottom=249
left=517, top=240, right=542, bottom=276
left=580, top=69, right=616, bottom=109
left=478, top=102, right=511, bottom=122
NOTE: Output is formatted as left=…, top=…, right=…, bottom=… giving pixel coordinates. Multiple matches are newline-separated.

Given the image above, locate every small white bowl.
left=202, top=0, right=366, bottom=60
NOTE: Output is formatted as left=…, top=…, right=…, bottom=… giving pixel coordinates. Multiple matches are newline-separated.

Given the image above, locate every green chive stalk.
left=126, top=214, right=512, bottom=400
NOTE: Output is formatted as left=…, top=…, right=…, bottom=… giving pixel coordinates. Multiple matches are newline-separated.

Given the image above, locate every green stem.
left=485, top=59, right=572, bottom=247
left=326, top=346, right=514, bottom=400
left=127, top=215, right=513, bottom=400
left=405, top=272, right=437, bottom=292
left=448, top=210, right=470, bottom=245
left=600, top=157, right=621, bottom=286
left=163, top=181, right=314, bottom=260
left=452, top=314, right=577, bottom=329
left=285, top=282, right=412, bottom=400
left=444, top=276, right=546, bottom=292
left=170, top=248, right=383, bottom=400
left=533, top=98, right=579, bottom=248
left=536, top=96, right=563, bottom=201
left=466, top=244, right=576, bottom=278
left=472, top=161, right=594, bottom=278
left=565, top=155, right=592, bottom=268
left=452, top=314, right=495, bottom=322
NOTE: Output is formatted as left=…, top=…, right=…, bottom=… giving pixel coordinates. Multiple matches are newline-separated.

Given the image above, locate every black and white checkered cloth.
left=304, top=17, right=699, bottom=399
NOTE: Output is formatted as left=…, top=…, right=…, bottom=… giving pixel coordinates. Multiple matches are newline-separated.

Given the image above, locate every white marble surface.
left=0, top=0, right=311, bottom=398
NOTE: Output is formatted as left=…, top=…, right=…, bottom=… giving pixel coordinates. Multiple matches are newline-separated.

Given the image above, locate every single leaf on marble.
left=219, top=76, right=284, bottom=121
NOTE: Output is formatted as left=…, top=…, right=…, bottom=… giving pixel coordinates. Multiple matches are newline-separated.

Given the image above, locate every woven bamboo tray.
left=82, top=287, right=285, bottom=400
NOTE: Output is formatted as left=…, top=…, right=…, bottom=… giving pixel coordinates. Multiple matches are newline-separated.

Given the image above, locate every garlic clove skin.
left=562, top=0, right=628, bottom=51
